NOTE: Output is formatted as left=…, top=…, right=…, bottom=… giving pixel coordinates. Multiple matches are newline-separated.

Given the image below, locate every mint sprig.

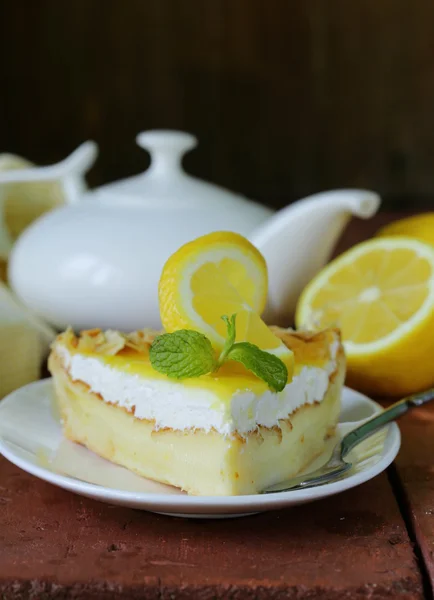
left=149, top=314, right=288, bottom=392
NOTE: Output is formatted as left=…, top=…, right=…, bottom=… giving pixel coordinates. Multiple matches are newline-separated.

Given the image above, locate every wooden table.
left=1, top=212, right=433, bottom=599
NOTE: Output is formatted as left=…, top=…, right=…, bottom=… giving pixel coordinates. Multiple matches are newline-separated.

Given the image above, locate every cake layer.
left=49, top=351, right=345, bottom=495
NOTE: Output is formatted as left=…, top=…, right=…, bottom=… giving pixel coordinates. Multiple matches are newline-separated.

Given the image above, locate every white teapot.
left=2, top=130, right=380, bottom=331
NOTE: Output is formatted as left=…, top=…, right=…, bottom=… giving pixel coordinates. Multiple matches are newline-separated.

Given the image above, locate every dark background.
left=2, top=0, right=434, bottom=210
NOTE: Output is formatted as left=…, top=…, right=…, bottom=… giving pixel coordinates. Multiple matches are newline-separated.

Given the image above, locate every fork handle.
left=341, top=387, right=434, bottom=459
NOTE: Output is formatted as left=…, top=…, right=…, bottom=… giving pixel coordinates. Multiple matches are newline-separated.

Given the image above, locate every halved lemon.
left=377, top=212, right=434, bottom=246
left=159, top=231, right=294, bottom=371
left=296, top=237, right=434, bottom=397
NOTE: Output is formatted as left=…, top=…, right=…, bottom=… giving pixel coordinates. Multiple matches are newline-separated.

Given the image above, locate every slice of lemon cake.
left=48, top=326, right=345, bottom=496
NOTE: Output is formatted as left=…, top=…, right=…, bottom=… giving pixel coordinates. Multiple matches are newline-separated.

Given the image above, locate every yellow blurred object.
left=0, top=153, right=64, bottom=241
left=296, top=237, right=434, bottom=397
left=377, top=213, right=434, bottom=246
left=0, top=282, right=56, bottom=399
left=159, top=231, right=294, bottom=372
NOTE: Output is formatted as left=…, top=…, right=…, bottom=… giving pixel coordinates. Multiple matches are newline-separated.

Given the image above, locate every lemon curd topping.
left=75, top=347, right=277, bottom=401
left=69, top=337, right=335, bottom=402
left=53, top=328, right=341, bottom=436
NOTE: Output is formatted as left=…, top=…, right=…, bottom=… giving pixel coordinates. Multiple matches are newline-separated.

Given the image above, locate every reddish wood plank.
left=394, top=404, right=434, bottom=592
left=0, top=456, right=423, bottom=599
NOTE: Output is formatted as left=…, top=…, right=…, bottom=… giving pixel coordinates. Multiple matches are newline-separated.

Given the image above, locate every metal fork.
left=263, top=387, right=434, bottom=494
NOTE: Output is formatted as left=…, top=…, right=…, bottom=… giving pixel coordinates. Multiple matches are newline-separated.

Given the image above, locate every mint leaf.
left=216, top=314, right=237, bottom=367
left=227, top=342, right=288, bottom=392
left=150, top=330, right=216, bottom=379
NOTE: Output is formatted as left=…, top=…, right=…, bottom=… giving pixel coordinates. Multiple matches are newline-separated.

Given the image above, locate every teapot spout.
left=250, top=189, right=381, bottom=326
left=343, top=189, right=381, bottom=219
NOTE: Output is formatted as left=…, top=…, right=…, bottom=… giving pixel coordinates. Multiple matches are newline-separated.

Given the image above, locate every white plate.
left=0, top=379, right=400, bottom=519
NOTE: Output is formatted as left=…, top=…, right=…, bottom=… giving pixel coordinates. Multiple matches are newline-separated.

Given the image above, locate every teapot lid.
left=92, top=130, right=260, bottom=211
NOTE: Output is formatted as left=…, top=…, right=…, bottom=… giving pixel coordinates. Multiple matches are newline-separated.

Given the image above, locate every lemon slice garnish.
left=159, top=231, right=294, bottom=372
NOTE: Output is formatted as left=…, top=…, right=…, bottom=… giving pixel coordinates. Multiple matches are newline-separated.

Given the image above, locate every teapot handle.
left=136, top=130, right=197, bottom=176
left=0, top=142, right=97, bottom=259
left=0, top=142, right=98, bottom=204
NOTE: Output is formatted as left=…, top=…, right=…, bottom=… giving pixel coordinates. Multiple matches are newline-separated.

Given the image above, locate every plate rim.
left=0, top=379, right=401, bottom=512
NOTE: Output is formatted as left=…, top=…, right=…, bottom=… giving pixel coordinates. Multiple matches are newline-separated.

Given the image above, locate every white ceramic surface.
left=3, top=130, right=381, bottom=331
left=0, top=380, right=400, bottom=519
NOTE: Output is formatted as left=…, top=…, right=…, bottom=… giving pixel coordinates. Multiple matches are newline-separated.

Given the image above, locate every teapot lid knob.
left=136, top=130, right=197, bottom=175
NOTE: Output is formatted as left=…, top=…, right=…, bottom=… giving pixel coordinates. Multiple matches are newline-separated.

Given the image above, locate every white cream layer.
left=56, top=344, right=338, bottom=436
